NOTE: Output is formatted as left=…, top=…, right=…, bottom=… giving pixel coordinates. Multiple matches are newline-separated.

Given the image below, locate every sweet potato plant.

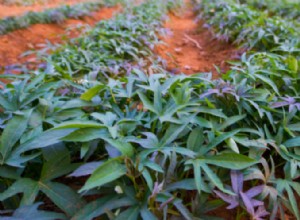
left=0, top=0, right=299, bottom=219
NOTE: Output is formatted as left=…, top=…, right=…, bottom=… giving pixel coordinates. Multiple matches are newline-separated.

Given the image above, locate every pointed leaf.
left=39, top=181, right=86, bottom=217
left=71, top=195, right=135, bottom=220
left=103, top=138, right=134, bottom=157
left=138, top=91, right=158, bottom=114
left=79, top=159, right=126, bottom=192
left=69, top=162, right=103, bottom=177
left=187, top=127, right=204, bottom=151
left=283, top=137, right=300, bottom=148
left=201, top=153, right=257, bottom=170
left=4, top=202, right=67, bottom=220
left=199, top=130, right=241, bottom=155
left=80, top=85, right=105, bottom=101
left=115, top=206, right=139, bottom=220
left=0, top=110, right=31, bottom=162
left=0, top=178, right=39, bottom=206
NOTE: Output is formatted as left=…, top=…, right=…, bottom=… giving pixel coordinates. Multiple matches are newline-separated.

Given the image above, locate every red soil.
left=0, top=6, right=120, bottom=67
left=0, top=0, right=98, bottom=18
left=155, top=11, right=243, bottom=78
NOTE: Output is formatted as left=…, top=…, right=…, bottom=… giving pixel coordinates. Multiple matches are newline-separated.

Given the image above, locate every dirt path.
left=0, top=6, right=120, bottom=67
left=0, top=0, right=98, bottom=18
left=155, top=9, right=243, bottom=78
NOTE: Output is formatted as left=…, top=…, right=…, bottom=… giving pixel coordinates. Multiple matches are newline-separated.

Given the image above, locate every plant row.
left=0, top=0, right=182, bottom=219
left=195, top=0, right=300, bottom=52
left=193, top=0, right=300, bottom=219
left=240, top=0, right=300, bottom=22
left=0, top=1, right=110, bottom=35
left=194, top=0, right=299, bottom=82
left=0, top=0, right=48, bottom=6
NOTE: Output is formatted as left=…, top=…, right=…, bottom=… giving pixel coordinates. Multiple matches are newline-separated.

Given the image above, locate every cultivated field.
left=0, top=0, right=299, bottom=219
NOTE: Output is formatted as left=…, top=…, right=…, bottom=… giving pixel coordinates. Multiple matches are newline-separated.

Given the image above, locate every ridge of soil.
left=0, top=6, right=120, bottom=67
left=0, top=0, right=99, bottom=18
left=155, top=10, right=243, bottom=78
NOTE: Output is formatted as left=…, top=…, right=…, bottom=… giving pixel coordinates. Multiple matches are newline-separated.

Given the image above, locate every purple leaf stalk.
left=270, top=96, right=300, bottom=112
left=214, top=170, right=269, bottom=220
left=200, top=80, right=240, bottom=101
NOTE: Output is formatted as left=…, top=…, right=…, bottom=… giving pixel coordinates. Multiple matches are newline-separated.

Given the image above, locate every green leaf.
left=5, top=202, right=67, bottom=220
left=115, top=206, right=140, bottom=220
left=62, top=128, right=107, bottom=142
left=192, top=116, right=212, bottom=128
left=173, top=199, right=194, bottom=220
left=162, top=146, right=196, bottom=158
left=7, top=129, right=75, bottom=167
left=61, top=99, right=97, bottom=110
left=219, top=114, right=246, bottom=131
left=0, top=166, right=20, bottom=179
left=143, top=161, right=163, bottom=173
left=288, top=123, right=300, bottom=132
left=69, top=162, right=102, bottom=177
left=80, top=84, right=105, bottom=101
left=161, top=125, right=185, bottom=146
left=20, top=128, right=75, bottom=153
left=283, top=137, right=300, bottom=148
left=54, top=121, right=106, bottom=129
left=40, top=145, right=80, bottom=181
left=166, top=179, right=197, bottom=191
left=138, top=91, right=158, bottom=114
left=103, top=138, right=134, bottom=157
left=187, top=127, right=204, bottom=151
left=79, top=158, right=126, bottom=192
left=226, top=138, right=239, bottom=153
left=140, top=206, right=158, bottom=220
left=0, top=110, right=31, bottom=163
left=142, top=169, right=153, bottom=190
left=53, top=109, right=85, bottom=121
left=0, top=178, right=39, bottom=206
left=71, top=195, right=135, bottom=220
left=196, top=107, right=227, bottom=119
left=286, top=55, right=298, bottom=77
left=0, top=94, right=17, bottom=111
left=200, top=163, right=233, bottom=195
left=254, top=73, right=279, bottom=95
left=286, top=183, right=300, bottom=219
left=190, top=159, right=203, bottom=194
left=276, top=179, right=300, bottom=219
left=91, top=112, right=117, bottom=126
left=39, top=181, right=86, bottom=217
left=199, top=130, right=241, bottom=155
left=200, top=153, right=257, bottom=170
left=185, top=159, right=211, bottom=193
left=21, top=82, right=59, bottom=108
left=153, top=80, right=162, bottom=113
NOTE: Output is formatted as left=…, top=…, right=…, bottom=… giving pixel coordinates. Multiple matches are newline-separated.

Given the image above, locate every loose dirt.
left=0, top=6, right=120, bottom=67
left=0, top=0, right=98, bottom=18
left=155, top=10, right=243, bottom=78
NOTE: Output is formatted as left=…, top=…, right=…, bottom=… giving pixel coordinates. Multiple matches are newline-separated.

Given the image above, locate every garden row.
left=0, top=0, right=299, bottom=220
left=0, top=0, right=48, bottom=5
left=192, top=0, right=300, bottom=219
left=0, top=1, right=185, bottom=219
left=0, top=0, right=110, bottom=35
left=241, top=0, right=300, bottom=22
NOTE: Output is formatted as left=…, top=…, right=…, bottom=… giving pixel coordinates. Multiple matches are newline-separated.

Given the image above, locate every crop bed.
left=0, top=1, right=109, bottom=35
left=0, top=0, right=75, bottom=6
left=0, top=0, right=100, bottom=18
left=0, top=0, right=299, bottom=219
